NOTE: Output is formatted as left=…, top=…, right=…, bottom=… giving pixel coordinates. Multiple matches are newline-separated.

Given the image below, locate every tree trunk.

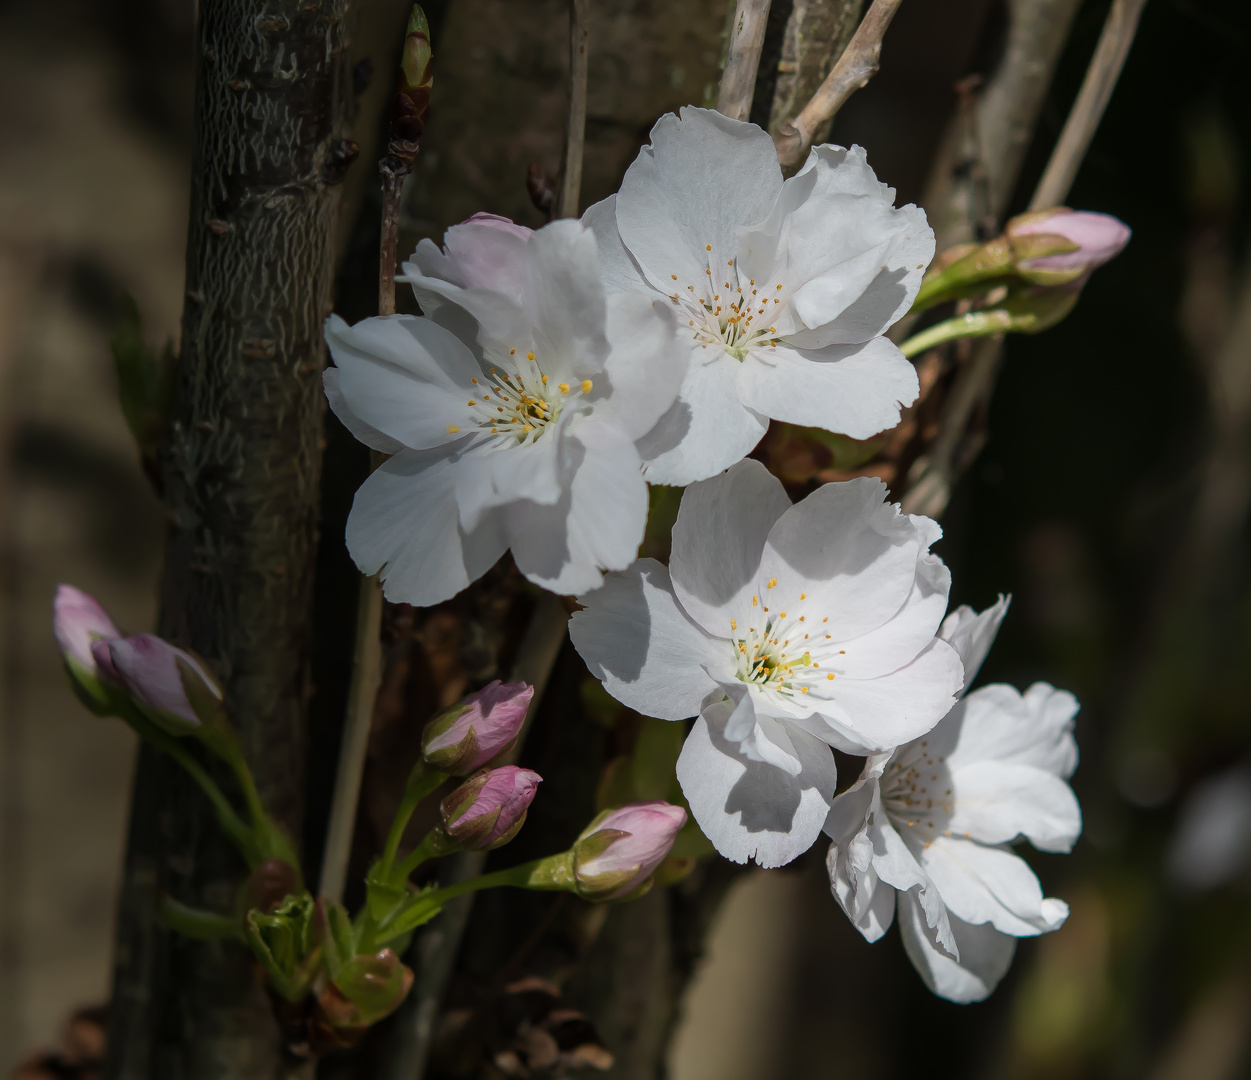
left=105, top=3, right=356, bottom=1077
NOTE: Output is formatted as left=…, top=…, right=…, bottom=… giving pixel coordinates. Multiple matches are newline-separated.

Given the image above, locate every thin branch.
left=381, top=593, right=571, bottom=1080
left=1030, top=0, right=1149, bottom=209
left=773, top=0, right=902, bottom=169
left=319, top=7, right=429, bottom=898
left=716, top=0, right=773, bottom=122
left=557, top=0, right=590, bottom=219
left=319, top=570, right=385, bottom=903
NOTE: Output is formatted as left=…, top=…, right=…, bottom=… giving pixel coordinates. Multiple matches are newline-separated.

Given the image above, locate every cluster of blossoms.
left=320, top=107, right=1098, bottom=1001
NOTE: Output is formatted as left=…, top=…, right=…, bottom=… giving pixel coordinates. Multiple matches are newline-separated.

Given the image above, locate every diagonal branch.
left=716, top=0, right=773, bottom=122
left=1030, top=0, right=1150, bottom=210
left=773, top=0, right=902, bottom=169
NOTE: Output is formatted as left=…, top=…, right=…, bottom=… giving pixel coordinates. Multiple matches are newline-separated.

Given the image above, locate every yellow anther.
left=752, top=595, right=758, bottom=606
left=779, top=612, right=787, bottom=618
left=541, top=374, right=548, bottom=384
left=730, top=618, right=737, bottom=630
left=767, top=578, right=777, bottom=589
left=800, top=592, right=806, bottom=599
left=776, top=284, right=783, bottom=290
left=801, top=687, right=809, bottom=694
left=522, top=424, right=534, bottom=432
left=467, top=399, right=476, bottom=406
left=526, top=351, right=535, bottom=361
left=509, top=349, right=516, bottom=355
left=447, top=425, right=460, bottom=433
left=558, top=382, right=570, bottom=393
left=671, top=274, right=678, bottom=280
left=705, top=269, right=712, bottom=275
left=581, top=379, right=593, bottom=393
left=471, top=377, right=479, bottom=384
left=705, top=244, right=712, bottom=251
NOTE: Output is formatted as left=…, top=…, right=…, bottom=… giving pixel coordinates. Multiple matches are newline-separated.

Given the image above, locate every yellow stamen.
left=581, top=379, right=593, bottom=393
left=446, top=425, right=460, bottom=433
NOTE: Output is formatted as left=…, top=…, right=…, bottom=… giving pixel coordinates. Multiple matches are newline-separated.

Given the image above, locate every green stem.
left=379, top=763, right=447, bottom=879
left=158, top=894, right=244, bottom=941
left=393, top=831, right=446, bottom=881
left=898, top=309, right=1016, bottom=358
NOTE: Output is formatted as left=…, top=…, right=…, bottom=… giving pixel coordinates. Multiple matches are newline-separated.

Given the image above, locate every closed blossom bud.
left=100, top=633, right=226, bottom=736
left=440, top=766, right=541, bottom=850
left=53, top=585, right=122, bottom=713
left=421, top=679, right=533, bottom=774
left=572, top=802, right=687, bottom=901
left=1006, top=208, right=1131, bottom=285
left=391, top=6, right=433, bottom=142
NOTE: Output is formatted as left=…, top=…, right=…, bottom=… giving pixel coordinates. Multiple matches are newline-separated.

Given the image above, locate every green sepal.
left=244, top=893, right=320, bottom=1002
left=371, top=883, right=445, bottom=946
left=314, top=898, right=358, bottom=981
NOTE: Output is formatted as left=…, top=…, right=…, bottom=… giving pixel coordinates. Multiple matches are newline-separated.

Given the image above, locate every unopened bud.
left=572, top=802, right=687, bottom=901
left=101, top=633, right=225, bottom=736
left=440, top=766, right=541, bottom=850
left=53, top=585, right=122, bottom=713
left=421, top=679, right=533, bottom=774
left=313, top=948, right=414, bottom=1048
left=392, top=6, right=432, bottom=142
left=1006, top=208, right=1131, bottom=285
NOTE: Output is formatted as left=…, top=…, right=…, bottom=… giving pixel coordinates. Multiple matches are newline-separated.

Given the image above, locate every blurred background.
left=0, top=0, right=1249, bottom=1077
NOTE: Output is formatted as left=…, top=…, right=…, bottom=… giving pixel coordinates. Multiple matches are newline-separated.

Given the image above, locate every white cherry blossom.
left=825, top=598, right=1083, bottom=1002
left=325, top=216, right=687, bottom=606
left=569, top=459, right=963, bottom=868
left=583, top=106, right=935, bottom=486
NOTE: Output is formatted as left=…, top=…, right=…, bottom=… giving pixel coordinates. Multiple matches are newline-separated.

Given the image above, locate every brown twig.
left=773, top=0, right=902, bottom=169
left=319, top=8, right=431, bottom=904
left=716, top=0, right=773, bottom=122
left=1030, top=0, right=1149, bottom=210
left=557, top=0, right=590, bottom=219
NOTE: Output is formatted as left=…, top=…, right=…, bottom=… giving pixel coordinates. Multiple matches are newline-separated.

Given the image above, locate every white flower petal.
left=827, top=838, right=896, bottom=943
left=454, top=433, right=563, bottom=533
left=345, top=447, right=507, bottom=608
left=826, top=549, right=951, bottom=680
left=405, top=215, right=530, bottom=300
left=669, top=460, right=792, bottom=635
left=919, top=835, right=1068, bottom=937
left=324, top=314, right=479, bottom=450
left=323, top=367, right=403, bottom=454
left=520, top=219, right=611, bottom=379
left=676, top=706, right=837, bottom=868
left=871, top=818, right=958, bottom=958
left=947, top=682, right=1080, bottom=779
left=758, top=477, right=927, bottom=641
left=615, top=107, right=782, bottom=297
left=898, top=893, right=1017, bottom=1003
left=787, top=148, right=932, bottom=340
left=569, top=559, right=725, bottom=720
left=593, top=292, right=688, bottom=440
left=581, top=194, right=651, bottom=294
left=808, top=638, right=965, bottom=753
left=949, top=761, right=1082, bottom=854
left=636, top=346, right=769, bottom=485
left=939, top=595, right=1011, bottom=689
left=507, top=421, right=647, bottom=595
left=736, top=337, right=919, bottom=439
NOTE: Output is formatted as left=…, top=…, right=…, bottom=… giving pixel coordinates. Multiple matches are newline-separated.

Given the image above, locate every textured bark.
left=765, top=0, right=865, bottom=140
left=105, top=3, right=356, bottom=1078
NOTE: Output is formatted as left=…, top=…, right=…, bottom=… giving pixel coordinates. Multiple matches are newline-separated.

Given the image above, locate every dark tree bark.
left=105, top=3, right=357, bottom=1078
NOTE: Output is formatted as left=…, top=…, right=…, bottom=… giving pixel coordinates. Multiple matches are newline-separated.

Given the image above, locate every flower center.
left=880, top=745, right=954, bottom=840
left=728, top=581, right=841, bottom=699
left=666, top=246, right=785, bottom=361
left=456, top=349, right=592, bottom=445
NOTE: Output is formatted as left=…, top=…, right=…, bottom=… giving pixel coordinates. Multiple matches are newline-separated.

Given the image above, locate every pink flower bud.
left=1007, top=209, right=1130, bottom=273
left=440, top=766, right=541, bottom=850
left=53, top=585, right=120, bottom=674
left=104, top=633, right=224, bottom=735
left=421, top=680, right=533, bottom=774
left=573, top=802, right=687, bottom=901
